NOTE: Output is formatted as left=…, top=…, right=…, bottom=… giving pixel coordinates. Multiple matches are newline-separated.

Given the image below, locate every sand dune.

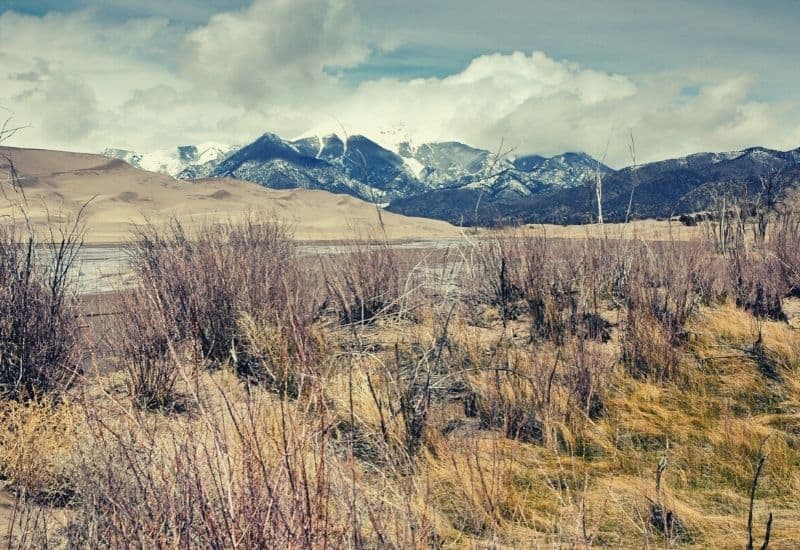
left=0, top=146, right=461, bottom=243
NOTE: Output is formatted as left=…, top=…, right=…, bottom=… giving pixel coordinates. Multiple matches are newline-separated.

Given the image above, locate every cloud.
left=8, top=58, right=51, bottom=82
left=312, top=51, right=800, bottom=165
left=181, top=0, right=368, bottom=107
left=0, top=2, right=798, bottom=166
left=10, top=60, right=99, bottom=142
left=0, top=9, right=180, bottom=150
left=121, top=85, right=182, bottom=111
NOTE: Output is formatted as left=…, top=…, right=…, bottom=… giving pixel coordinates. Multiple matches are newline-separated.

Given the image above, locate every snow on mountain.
left=388, top=144, right=800, bottom=226
left=402, top=156, right=426, bottom=178
left=103, top=132, right=611, bottom=204
left=397, top=141, right=509, bottom=190
left=100, top=133, right=800, bottom=227
left=515, top=152, right=612, bottom=190
left=397, top=141, right=609, bottom=196
left=102, top=143, right=238, bottom=178
left=210, top=132, right=424, bottom=203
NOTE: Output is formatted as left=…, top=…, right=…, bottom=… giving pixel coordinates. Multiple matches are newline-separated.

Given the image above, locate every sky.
left=1, top=0, right=799, bottom=166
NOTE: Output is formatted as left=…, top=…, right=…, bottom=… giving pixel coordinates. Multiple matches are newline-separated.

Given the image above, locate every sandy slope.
left=0, top=147, right=461, bottom=243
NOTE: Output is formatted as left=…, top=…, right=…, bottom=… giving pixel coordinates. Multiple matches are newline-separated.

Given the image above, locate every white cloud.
left=314, top=54, right=800, bottom=166
left=181, top=0, right=368, bottom=107
left=0, top=10, right=181, bottom=151
left=1, top=3, right=798, bottom=166
left=10, top=60, right=99, bottom=142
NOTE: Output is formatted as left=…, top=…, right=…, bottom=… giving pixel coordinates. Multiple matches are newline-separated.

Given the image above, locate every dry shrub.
left=7, top=212, right=800, bottom=547
left=467, top=233, right=613, bottom=341
left=113, top=288, right=180, bottom=410
left=621, top=239, right=719, bottom=380
left=518, top=235, right=575, bottom=342
left=730, top=248, right=787, bottom=321
left=67, top=399, right=345, bottom=547
left=424, top=436, right=539, bottom=539
left=126, top=217, right=321, bottom=387
left=521, top=237, right=616, bottom=344
left=467, top=338, right=611, bottom=449
left=473, top=235, right=723, bottom=382
left=328, top=336, right=453, bottom=464
left=769, top=207, right=800, bottom=295
left=712, top=205, right=793, bottom=320
left=621, top=309, right=685, bottom=381
left=326, top=357, right=410, bottom=466
left=235, top=313, right=323, bottom=397
left=0, top=225, right=83, bottom=401
left=468, top=345, right=548, bottom=444
left=64, top=373, right=429, bottom=548
left=466, top=236, right=527, bottom=322
left=323, top=239, right=414, bottom=324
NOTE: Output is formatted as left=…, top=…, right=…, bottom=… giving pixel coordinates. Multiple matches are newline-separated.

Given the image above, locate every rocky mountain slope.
left=388, top=146, right=800, bottom=225
left=103, top=134, right=800, bottom=226
left=104, top=133, right=609, bottom=205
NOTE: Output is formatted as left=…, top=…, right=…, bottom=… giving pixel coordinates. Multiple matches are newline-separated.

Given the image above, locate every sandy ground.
left=520, top=218, right=703, bottom=240
left=0, top=146, right=461, bottom=244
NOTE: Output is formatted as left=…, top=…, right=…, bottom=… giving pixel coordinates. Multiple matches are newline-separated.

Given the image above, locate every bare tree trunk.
left=625, top=130, right=637, bottom=224
left=594, top=172, right=604, bottom=225
left=593, top=129, right=613, bottom=225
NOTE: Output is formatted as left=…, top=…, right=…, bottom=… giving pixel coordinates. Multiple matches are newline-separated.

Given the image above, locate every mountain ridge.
left=102, top=134, right=800, bottom=226
left=103, top=133, right=611, bottom=204
left=389, top=146, right=800, bottom=225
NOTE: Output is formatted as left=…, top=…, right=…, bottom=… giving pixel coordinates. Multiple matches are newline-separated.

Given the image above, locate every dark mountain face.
left=291, top=134, right=345, bottom=161
left=212, top=133, right=607, bottom=203
left=212, top=133, right=422, bottom=202
left=212, top=133, right=351, bottom=195
left=593, top=147, right=800, bottom=222
left=388, top=147, right=800, bottom=225
left=109, top=131, right=613, bottom=207
left=177, top=146, right=198, bottom=163
left=216, top=133, right=327, bottom=173
left=338, top=135, right=424, bottom=195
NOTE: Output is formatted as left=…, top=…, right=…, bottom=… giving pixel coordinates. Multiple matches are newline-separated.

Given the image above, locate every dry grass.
left=0, top=399, right=79, bottom=505
left=2, top=213, right=800, bottom=548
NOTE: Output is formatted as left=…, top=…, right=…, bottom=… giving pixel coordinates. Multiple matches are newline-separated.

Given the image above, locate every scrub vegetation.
left=2, top=198, right=800, bottom=548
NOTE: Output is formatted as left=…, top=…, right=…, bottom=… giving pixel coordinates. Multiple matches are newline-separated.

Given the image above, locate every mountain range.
left=104, top=134, right=800, bottom=226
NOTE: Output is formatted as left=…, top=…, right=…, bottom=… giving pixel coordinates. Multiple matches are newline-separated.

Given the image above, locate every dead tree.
left=753, top=170, right=779, bottom=245
left=624, top=129, right=638, bottom=224
left=746, top=452, right=773, bottom=550
left=592, top=129, right=614, bottom=225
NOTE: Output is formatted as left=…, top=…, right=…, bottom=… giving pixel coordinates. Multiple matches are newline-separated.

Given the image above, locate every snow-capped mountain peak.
left=102, top=142, right=238, bottom=179
left=103, top=132, right=612, bottom=204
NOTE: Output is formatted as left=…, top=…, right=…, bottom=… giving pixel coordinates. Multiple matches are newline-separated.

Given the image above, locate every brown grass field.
left=1, top=147, right=799, bottom=548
